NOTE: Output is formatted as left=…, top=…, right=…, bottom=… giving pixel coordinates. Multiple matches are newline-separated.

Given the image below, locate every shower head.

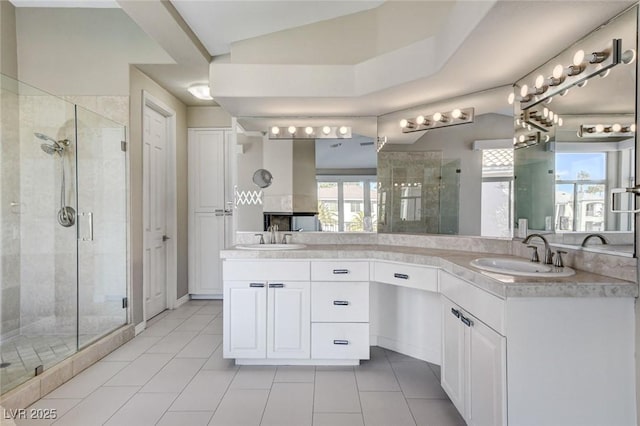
left=40, top=143, right=62, bottom=155
left=34, top=132, right=58, bottom=144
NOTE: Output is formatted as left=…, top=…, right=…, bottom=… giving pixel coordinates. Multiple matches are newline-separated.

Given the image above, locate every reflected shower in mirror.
left=513, top=5, right=637, bottom=256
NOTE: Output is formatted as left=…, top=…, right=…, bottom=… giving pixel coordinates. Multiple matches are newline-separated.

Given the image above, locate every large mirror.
left=234, top=116, right=377, bottom=233
left=376, top=88, right=514, bottom=237
left=513, top=5, right=637, bottom=257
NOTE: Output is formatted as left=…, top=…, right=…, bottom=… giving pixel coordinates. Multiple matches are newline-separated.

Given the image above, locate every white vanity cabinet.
left=310, top=261, right=370, bottom=361
left=440, top=271, right=506, bottom=426
left=223, top=260, right=311, bottom=360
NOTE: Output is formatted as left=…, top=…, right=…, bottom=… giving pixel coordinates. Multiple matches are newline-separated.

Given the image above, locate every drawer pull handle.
left=460, top=314, right=473, bottom=328
left=333, top=340, right=349, bottom=345
left=249, top=283, right=265, bottom=288
left=269, top=283, right=284, bottom=288
left=394, top=273, right=409, bottom=280
left=333, top=300, right=350, bottom=306
left=451, top=308, right=460, bottom=318
left=333, top=269, right=350, bottom=274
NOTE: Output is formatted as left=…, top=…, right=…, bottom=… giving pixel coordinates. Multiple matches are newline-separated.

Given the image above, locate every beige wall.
left=187, top=106, right=232, bottom=128
left=15, top=8, right=171, bottom=96
left=129, top=66, right=188, bottom=325
left=0, top=0, right=18, bottom=78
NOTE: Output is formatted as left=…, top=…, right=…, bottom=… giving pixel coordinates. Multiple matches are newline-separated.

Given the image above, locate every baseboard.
left=375, top=335, right=440, bottom=365
left=190, top=294, right=223, bottom=300
left=175, top=294, right=190, bottom=307
left=134, top=321, right=146, bottom=336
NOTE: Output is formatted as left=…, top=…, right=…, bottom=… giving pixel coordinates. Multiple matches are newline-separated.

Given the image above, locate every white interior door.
left=143, top=105, right=168, bottom=319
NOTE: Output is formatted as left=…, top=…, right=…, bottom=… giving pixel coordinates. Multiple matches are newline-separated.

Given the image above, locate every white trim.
left=134, top=321, right=146, bottom=335
left=142, top=91, right=178, bottom=320
left=175, top=294, right=190, bottom=308
left=190, top=294, right=223, bottom=300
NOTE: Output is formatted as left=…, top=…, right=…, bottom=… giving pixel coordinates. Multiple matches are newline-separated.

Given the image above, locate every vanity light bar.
left=522, top=108, right=563, bottom=132
left=578, top=123, right=636, bottom=138
left=513, top=132, right=541, bottom=150
left=268, top=126, right=352, bottom=139
left=517, top=38, right=622, bottom=110
left=400, top=107, right=474, bottom=134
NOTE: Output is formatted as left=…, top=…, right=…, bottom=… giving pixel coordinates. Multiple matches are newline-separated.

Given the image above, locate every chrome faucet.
left=581, top=233, right=608, bottom=247
left=268, top=224, right=278, bottom=244
left=522, top=233, right=553, bottom=264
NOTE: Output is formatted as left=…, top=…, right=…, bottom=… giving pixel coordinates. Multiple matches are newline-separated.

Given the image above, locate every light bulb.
left=507, top=92, right=515, bottom=105
left=520, top=85, right=529, bottom=97
left=545, top=97, right=553, bottom=104
left=513, top=137, right=517, bottom=144
left=560, top=89, right=570, bottom=97
left=612, top=123, right=622, bottom=132
left=599, top=68, right=611, bottom=78
left=322, top=126, right=331, bottom=135
left=553, top=115, right=558, bottom=124
left=549, top=111, right=554, bottom=120
left=631, top=124, right=636, bottom=132
left=451, top=109, right=465, bottom=119
left=288, top=126, right=296, bottom=134
left=544, top=135, right=551, bottom=142
left=535, top=74, right=546, bottom=89
left=516, top=118, right=521, bottom=125
left=433, top=112, right=444, bottom=122
left=271, top=126, right=280, bottom=135
left=400, top=119, right=409, bottom=128
left=305, top=126, right=314, bottom=135
left=416, top=115, right=426, bottom=125
left=552, top=64, right=564, bottom=79
left=622, top=49, right=637, bottom=65
left=573, top=50, right=585, bottom=66
left=595, top=124, right=605, bottom=133
left=577, top=80, right=588, bottom=88
left=338, top=126, right=348, bottom=135
left=519, top=135, right=526, bottom=143
left=543, top=107, right=549, bottom=118
left=558, top=118, right=564, bottom=127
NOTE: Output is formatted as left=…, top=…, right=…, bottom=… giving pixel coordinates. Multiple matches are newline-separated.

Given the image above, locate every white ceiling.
left=169, top=0, right=384, bottom=56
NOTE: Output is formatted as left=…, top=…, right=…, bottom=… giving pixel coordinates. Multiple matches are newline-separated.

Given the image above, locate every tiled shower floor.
left=1, top=334, right=76, bottom=394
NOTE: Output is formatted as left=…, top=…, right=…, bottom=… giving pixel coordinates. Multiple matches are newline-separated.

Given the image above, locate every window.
left=481, top=148, right=514, bottom=237
left=555, top=153, right=606, bottom=232
left=317, top=176, right=377, bottom=232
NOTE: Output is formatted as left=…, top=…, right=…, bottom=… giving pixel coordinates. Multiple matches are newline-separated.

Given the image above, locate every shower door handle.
left=79, top=212, right=94, bottom=241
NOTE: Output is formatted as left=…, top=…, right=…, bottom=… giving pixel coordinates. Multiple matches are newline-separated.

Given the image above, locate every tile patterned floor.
left=14, top=301, right=465, bottom=426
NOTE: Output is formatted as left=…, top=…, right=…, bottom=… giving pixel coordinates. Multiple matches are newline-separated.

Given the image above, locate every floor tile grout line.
left=206, top=362, right=241, bottom=424
left=384, top=348, right=419, bottom=426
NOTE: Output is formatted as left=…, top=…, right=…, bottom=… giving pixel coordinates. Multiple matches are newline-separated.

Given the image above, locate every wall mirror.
left=376, top=88, right=514, bottom=237
left=513, top=5, right=637, bottom=257
left=234, top=116, right=377, bottom=233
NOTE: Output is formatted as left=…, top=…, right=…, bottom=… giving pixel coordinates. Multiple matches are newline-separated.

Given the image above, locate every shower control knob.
left=162, top=235, right=170, bottom=242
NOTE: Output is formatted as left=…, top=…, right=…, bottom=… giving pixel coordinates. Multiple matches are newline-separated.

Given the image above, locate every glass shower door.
left=75, top=106, right=127, bottom=348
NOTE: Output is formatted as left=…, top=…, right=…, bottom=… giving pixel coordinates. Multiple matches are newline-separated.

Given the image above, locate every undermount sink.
left=470, top=257, right=575, bottom=277
left=236, top=243, right=307, bottom=251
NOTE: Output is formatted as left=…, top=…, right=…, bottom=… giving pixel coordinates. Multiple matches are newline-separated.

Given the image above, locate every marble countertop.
left=220, top=244, right=638, bottom=299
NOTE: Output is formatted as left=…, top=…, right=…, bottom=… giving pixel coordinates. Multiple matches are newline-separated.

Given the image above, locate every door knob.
left=162, top=235, right=170, bottom=242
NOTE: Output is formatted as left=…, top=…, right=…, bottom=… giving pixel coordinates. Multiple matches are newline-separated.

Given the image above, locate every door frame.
left=142, top=91, right=178, bottom=324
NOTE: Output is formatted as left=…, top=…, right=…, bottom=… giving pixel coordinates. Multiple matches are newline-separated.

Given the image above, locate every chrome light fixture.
left=400, top=107, right=474, bottom=134
left=187, top=83, right=213, bottom=100
left=269, top=125, right=352, bottom=140
left=578, top=123, right=636, bottom=138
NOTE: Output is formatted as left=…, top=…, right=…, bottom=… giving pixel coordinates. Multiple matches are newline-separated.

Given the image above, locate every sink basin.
left=236, top=243, right=307, bottom=251
left=470, top=257, right=575, bottom=277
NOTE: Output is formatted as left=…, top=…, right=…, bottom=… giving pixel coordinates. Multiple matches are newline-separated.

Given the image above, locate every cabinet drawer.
left=223, top=260, right=310, bottom=281
left=373, top=261, right=438, bottom=292
left=440, top=270, right=504, bottom=335
left=312, top=282, right=369, bottom=322
left=311, top=323, right=370, bottom=360
left=311, top=261, right=369, bottom=282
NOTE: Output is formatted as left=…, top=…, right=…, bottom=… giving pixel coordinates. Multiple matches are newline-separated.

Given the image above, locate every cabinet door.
left=191, top=212, right=224, bottom=295
left=267, top=281, right=310, bottom=359
left=223, top=281, right=266, bottom=358
left=441, top=298, right=466, bottom=416
left=467, top=314, right=507, bottom=426
left=189, top=129, right=225, bottom=211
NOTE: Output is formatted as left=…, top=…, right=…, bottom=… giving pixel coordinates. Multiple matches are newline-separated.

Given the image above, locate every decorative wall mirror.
left=512, top=5, right=637, bottom=257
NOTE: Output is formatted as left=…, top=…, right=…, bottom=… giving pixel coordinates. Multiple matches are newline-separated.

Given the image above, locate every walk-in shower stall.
left=0, top=74, right=127, bottom=394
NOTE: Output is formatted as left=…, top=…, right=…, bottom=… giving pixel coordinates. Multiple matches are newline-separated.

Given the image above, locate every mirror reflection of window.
left=317, top=177, right=377, bottom=232
left=481, top=148, right=514, bottom=238
left=555, top=152, right=607, bottom=232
